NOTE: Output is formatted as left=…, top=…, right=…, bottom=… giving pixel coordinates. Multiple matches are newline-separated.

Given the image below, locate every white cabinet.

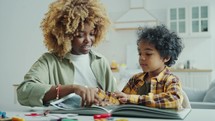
left=190, top=5, right=210, bottom=37
left=168, top=7, right=187, bottom=35
left=172, top=69, right=212, bottom=90
left=168, top=5, right=210, bottom=38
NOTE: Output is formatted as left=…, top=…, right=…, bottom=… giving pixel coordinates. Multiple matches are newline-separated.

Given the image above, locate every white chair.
left=181, top=90, right=191, bottom=109
left=13, top=84, right=19, bottom=104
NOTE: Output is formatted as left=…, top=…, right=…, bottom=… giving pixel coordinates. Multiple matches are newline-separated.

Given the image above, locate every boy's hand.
left=113, top=91, right=129, bottom=104
left=95, top=88, right=120, bottom=106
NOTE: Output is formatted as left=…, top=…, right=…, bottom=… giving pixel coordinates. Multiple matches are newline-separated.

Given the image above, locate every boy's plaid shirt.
left=97, top=67, right=183, bottom=109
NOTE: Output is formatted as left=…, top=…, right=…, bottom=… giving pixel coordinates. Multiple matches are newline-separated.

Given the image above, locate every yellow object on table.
left=115, top=119, right=128, bottom=121
left=11, top=117, right=25, bottom=121
left=111, top=60, right=119, bottom=72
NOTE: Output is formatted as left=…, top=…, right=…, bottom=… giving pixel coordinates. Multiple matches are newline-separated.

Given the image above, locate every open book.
left=50, top=93, right=191, bottom=119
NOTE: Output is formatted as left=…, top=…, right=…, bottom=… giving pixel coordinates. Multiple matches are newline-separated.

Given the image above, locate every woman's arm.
left=43, top=84, right=99, bottom=106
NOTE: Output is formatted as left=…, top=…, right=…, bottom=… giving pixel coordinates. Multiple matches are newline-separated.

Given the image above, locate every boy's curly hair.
left=41, top=0, right=111, bottom=57
left=137, top=25, right=184, bottom=67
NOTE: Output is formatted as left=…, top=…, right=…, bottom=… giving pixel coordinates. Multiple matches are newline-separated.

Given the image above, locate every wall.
left=0, top=0, right=52, bottom=110
left=0, top=0, right=214, bottom=110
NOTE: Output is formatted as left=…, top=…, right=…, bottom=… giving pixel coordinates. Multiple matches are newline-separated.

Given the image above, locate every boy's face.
left=138, top=40, right=168, bottom=77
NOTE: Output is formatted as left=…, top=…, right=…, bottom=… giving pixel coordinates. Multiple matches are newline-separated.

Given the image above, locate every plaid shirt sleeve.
left=97, top=88, right=120, bottom=105
left=122, top=69, right=183, bottom=109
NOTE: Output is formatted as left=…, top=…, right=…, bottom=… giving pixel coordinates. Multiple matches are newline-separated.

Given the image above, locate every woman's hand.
left=113, top=91, right=129, bottom=104
left=72, top=85, right=100, bottom=107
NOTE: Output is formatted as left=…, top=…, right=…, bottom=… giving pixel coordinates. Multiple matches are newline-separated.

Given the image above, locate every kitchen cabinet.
left=190, top=5, right=209, bottom=37
left=168, top=7, right=187, bottom=35
left=168, top=5, right=210, bottom=38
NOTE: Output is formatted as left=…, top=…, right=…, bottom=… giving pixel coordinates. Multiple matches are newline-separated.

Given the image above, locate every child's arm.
left=96, top=88, right=120, bottom=106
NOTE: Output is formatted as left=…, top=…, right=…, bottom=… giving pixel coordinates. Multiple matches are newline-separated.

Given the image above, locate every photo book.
left=50, top=93, right=191, bottom=119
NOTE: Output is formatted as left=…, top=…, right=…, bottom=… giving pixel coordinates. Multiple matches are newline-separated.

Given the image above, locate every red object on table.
left=93, top=113, right=112, bottom=119
left=25, top=113, right=43, bottom=116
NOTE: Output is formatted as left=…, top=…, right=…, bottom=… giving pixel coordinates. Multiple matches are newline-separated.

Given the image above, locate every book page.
left=50, top=93, right=81, bottom=110
left=50, top=94, right=109, bottom=115
left=110, top=104, right=191, bottom=119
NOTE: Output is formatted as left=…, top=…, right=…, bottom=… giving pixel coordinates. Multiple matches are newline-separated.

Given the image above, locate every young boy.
left=97, top=25, right=184, bottom=109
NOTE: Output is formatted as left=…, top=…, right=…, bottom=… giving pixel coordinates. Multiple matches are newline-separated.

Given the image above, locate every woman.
left=17, top=0, right=116, bottom=107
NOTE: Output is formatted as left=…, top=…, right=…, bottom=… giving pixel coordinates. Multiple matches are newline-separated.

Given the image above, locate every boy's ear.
left=163, top=56, right=170, bottom=63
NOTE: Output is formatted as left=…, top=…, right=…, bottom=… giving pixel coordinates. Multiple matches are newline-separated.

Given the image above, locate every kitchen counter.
left=112, top=68, right=213, bottom=73
left=170, top=69, right=212, bottom=72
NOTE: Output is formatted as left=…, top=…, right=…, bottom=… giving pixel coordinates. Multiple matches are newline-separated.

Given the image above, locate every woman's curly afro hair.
left=41, top=0, right=111, bottom=57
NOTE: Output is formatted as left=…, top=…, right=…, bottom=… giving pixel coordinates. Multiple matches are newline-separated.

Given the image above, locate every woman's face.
left=71, top=24, right=95, bottom=55
left=138, top=40, right=168, bottom=77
